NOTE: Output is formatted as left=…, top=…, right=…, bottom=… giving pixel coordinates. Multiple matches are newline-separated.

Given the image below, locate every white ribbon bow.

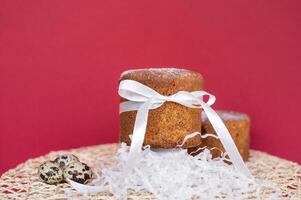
left=119, top=80, right=252, bottom=178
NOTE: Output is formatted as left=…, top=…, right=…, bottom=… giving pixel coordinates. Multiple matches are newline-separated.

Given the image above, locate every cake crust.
left=119, top=68, right=204, bottom=148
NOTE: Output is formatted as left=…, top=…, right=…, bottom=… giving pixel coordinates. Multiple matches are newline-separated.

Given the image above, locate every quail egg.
left=38, top=161, right=63, bottom=184
left=63, top=162, right=92, bottom=184
left=54, top=154, right=79, bottom=168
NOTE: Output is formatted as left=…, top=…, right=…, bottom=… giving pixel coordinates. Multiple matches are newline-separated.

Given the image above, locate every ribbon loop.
left=119, top=80, right=252, bottom=178
left=119, top=80, right=164, bottom=102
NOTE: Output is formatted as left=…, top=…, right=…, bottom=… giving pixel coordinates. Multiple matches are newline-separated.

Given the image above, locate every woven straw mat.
left=1, top=144, right=300, bottom=200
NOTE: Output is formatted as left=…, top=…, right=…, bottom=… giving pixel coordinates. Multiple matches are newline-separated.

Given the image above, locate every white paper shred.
left=88, top=143, right=281, bottom=200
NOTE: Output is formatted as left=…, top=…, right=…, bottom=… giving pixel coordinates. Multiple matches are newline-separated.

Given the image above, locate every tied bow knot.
left=119, top=80, right=215, bottom=112
left=119, top=79, right=252, bottom=178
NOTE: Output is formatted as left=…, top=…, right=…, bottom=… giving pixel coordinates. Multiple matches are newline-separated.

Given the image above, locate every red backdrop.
left=0, top=1, right=300, bottom=174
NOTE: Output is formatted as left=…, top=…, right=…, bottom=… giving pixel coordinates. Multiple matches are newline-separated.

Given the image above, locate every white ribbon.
left=119, top=80, right=252, bottom=178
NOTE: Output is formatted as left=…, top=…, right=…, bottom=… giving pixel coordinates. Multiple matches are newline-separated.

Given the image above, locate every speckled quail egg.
left=63, top=162, right=92, bottom=184
left=38, top=161, right=63, bottom=184
left=54, top=154, right=79, bottom=169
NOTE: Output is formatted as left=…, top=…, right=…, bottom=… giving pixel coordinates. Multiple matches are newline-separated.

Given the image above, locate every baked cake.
left=188, top=110, right=250, bottom=161
left=119, top=68, right=204, bottom=148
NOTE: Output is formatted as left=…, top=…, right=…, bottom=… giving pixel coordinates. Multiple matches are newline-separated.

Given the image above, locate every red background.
left=0, top=1, right=300, bottom=174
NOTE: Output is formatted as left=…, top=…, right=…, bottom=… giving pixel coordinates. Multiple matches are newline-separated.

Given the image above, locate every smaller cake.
left=188, top=110, right=250, bottom=161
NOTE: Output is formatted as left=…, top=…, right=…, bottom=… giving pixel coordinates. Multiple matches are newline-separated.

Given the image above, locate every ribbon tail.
left=200, top=102, right=253, bottom=178
left=123, top=100, right=153, bottom=175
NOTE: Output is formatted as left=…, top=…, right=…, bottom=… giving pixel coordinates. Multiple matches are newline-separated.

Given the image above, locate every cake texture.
left=119, top=68, right=204, bottom=148
left=188, top=110, right=250, bottom=161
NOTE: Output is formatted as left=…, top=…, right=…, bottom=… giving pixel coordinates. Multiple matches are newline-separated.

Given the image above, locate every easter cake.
left=189, top=110, right=250, bottom=160
left=119, top=68, right=204, bottom=148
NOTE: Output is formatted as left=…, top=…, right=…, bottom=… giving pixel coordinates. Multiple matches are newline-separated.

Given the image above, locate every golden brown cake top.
left=202, top=110, right=250, bottom=122
left=120, top=68, right=204, bottom=96
left=120, top=68, right=202, bottom=80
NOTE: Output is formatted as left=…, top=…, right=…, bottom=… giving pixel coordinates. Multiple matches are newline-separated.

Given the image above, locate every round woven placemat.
left=1, top=143, right=300, bottom=200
